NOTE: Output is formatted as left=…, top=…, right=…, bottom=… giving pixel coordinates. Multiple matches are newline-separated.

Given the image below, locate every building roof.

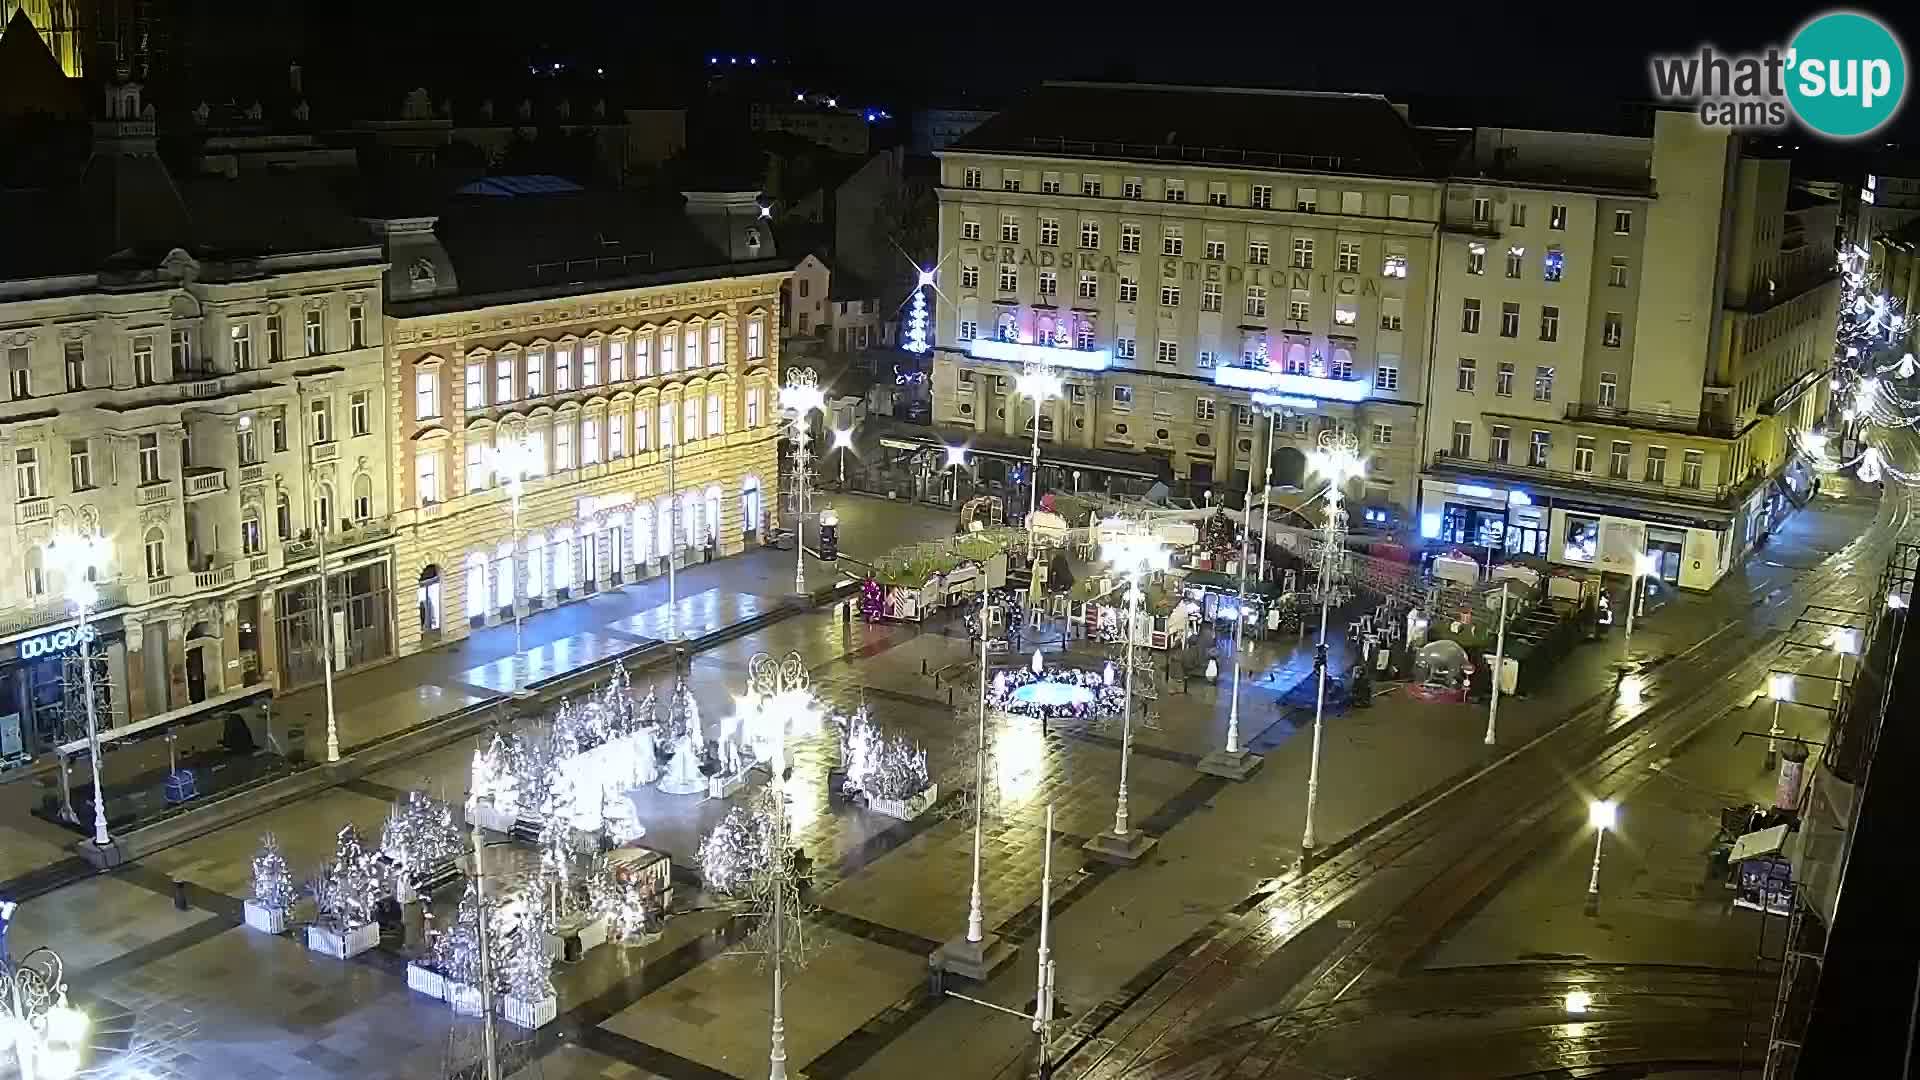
left=0, top=8, right=81, bottom=119
left=948, top=82, right=1443, bottom=179
left=428, top=189, right=727, bottom=296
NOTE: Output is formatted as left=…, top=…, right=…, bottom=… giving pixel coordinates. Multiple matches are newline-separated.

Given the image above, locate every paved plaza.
left=0, top=489, right=1892, bottom=1079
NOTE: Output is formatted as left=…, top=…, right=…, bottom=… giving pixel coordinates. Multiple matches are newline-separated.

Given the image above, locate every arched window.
left=465, top=552, right=488, bottom=618
left=241, top=506, right=263, bottom=555
left=143, top=527, right=167, bottom=579
left=704, top=485, right=723, bottom=546
left=741, top=476, right=763, bottom=536
left=997, top=312, right=1019, bottom=342
left=526, top=530, right=546, bottom=598
left=706, top=392, right=724, bottom=438
left=685, top=491, right=704, bottom=548
left=1285, top=342, right=1309, bottom=375
left=551, top=526, right=575, bottom=590
left=493, top=541, right=514, bottom=610
left=276, top=491, right=293, bottom=539
left=632, top=503, right=654, bottom=563
left=417, top=564, right=442, bottom=632
left=353, top=473, right=374, bottom=521
left=22, top=546, right=45, bottom=598
left=657, top=494, right=676, bottom=556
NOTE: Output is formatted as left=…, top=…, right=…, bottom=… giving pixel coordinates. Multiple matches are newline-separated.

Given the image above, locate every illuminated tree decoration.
left=252, top=832, right=297, bottom=912
left=904, top=285, right=930, bottom=354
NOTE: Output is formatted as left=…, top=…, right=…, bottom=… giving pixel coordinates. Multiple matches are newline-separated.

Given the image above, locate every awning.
left=1729, top=823, right=1792, bottom=863
left=59, top=681, right=273, bottom=756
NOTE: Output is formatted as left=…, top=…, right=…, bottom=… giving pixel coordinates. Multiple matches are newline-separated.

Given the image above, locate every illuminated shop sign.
left=20, top=624, right=97, bottom=660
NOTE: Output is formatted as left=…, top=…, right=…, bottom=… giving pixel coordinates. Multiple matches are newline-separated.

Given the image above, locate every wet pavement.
left=0, top=487, right=1897, bottom=1080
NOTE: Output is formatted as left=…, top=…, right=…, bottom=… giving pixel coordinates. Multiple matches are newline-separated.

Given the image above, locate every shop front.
left=0, top=618, right=130, bottom=767
left=275, top=556, right=395, bottom=688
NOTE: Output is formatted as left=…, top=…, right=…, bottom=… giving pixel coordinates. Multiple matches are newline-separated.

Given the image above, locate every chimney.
left=681, top=190, right=775, bottom=263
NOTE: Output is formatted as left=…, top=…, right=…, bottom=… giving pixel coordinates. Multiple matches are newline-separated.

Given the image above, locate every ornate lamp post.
left=1014, top=365, right=1063, bottom=560
left=1085, top=525, right=1169, bottom=864
left=740, top=651, right=824, bottom=1080
left=0, top=940, right=89, bottom=1080
left=482, top=438, right=543, bottom=689
left=1199, top=449, right=1264, bottom=780
left=1301, top=431, right=1364, bottom=855
left=831, top=426, right=855, bottom=486
left=44, top=530, right=111, bottom=848
left=780, top=370, right=826, bottom=595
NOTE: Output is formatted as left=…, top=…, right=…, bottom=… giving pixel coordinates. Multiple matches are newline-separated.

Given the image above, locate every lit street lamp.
left=1015, top=365, right=1063, bottom=560
left=780, top=370, right=827, bottom=595
left=0, top=937, right=89, bottom=1080
left=1766, top=673, right=1791, bottom=770
left=1484, top=580, right=1510, bottom=747
left=1623, top=551, right=1657, bottom=649
left=1828, top=626, right=1858, bottom=705
left=1198, top=453, right=1263, bottom=780
left=933, top=561, right=1014, bottom=980
left=831, top=426, right=855, bottom=486
left=44, top=530, right=111, bottom=848
left=1085, top=525, right=1170, bottom=864
left=1301, top=432, right=1364, bottom=854
left=482, top=438, right=543, bottom=689
left=1586, top=799, right=1618, bottom=900
left=943, top=443, right=968, bottom=505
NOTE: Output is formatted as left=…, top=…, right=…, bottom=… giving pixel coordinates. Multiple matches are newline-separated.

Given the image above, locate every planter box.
left=406, top=962, right=446, bottom=1000
left=867, top=783, right=938, bottom=823
left=447, top=982, right=484, bottom=1017
left=466, top=800, right=518, bottom=833
left=502, top=992, right=558, bottom=1029
left=708, top=771, right=748, bottom=800
left=306, top=920, right=379, bottom=959
left=546, top=913, right=609, bottom=962
left=242, top=899, right=287, bottom=935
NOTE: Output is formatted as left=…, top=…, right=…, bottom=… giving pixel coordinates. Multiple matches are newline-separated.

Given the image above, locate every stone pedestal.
left=1083, top=829, right=1159, bottom=866
left=928, top=932, right=1016, bottom=983
left=1197, top=748, right=1265, bottom=781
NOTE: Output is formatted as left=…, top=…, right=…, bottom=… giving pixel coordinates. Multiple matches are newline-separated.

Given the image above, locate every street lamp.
left=1199, top=450, right=1263, bottom=780
left=1828, top=627, right=1858, bottom=705
left=1563, top=988, right=1592, bottom=1015
left=296, top=380, right=341, bottom=762
left=43, top=529, right=111, bottom=848
left=1301, top=432, right=1364, bottom=854
left=831, top=426, right=855, bottom=486
left=1586, top=799, right=1618, bottom=899
left=1484, top=580, right=1510, bottom=747
left=482, top=438, right=542, bottom=687
left=943, top=444, right=968, bottom=505
left=780, top=370, right=826, bottom=595
left=1086, top=524, right=1170, bottom=864
left=1622, top=551, right=1656, bottom=650
left=933, top=561, right=1013, bottom=979
left=0, top=941, right=89, bottom=1080
left=1766, top=673, right=1792, bottom=770
left=1014, top=365, right=1063, bottom=560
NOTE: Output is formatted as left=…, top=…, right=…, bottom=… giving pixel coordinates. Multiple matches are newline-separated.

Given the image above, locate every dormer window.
left=408, top=258, right=437, bottom=289
left=745, top=227, right=762, bottom=254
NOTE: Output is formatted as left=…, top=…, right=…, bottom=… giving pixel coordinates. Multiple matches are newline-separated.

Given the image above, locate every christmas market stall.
left=859, top=529, right=1022, bottom=622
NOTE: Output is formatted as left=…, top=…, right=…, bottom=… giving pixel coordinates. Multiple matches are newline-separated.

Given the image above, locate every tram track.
left=1052, top=485, right=1912, bottom=1080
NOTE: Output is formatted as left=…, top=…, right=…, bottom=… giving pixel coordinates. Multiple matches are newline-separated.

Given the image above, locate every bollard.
left=948, top=686, right=954, bottom=706
left=173, top=880, right=189, bottom=911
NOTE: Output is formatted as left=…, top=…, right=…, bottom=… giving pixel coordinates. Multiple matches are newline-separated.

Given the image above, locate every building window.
left=1543, top=248, right=1565, bottom=282
left=1245, top=286, right=1266, bottom=317
left=1208, top=182, right=1228, bottom=207
left=242, top=509, right=263, bottom=556
left=608, top=340, right=625, bottom=382
left=1124, top=177, right=1144, bottom=199
left=13, top=448, right=38, bottom=499
left=349, top=304, right=367, bottom=348
left=351, top=390, right=371, bottom=436
left=1389, top=193, right=1411, bottom=217
left=1076, top=322, right=1095, bottom=350
left=583, top=415, right=602, bottom=463
left=64, top=343, right=92, bottom=392
left=1534, top=365, right=1556, bottom=401
left=1375, top=362, right=1399, bottom=391
left=276, top=492, right=292, bottom=539
left=1039, top=270, right=1057, bottom=296
left=1195, top=398, right=1215, bottom=422
left=1003, top=173, right=1021, bottom=192
left=1001, top=214, right=1020, bottom=243
left=1120, top=224, right=1141, bottom=253
left=1457, top=358, right=1477, bottom=392
left=1292, top=237, right=1314, bottom=269
left=1609, top=441, right=1631, bottom=479
left=1645, top=445, right=1667, bottom=483
left=1288, top=294, right=1310, bottom=321
left=1334, top=302, right=1357, bottom=327
left=1163, top=226, right=1183, bottom=256
left=1078, top=272, right=1098, bottom=300
left=465, top=362, right=486, bottom=409
left=1119, top=276, right=1138, bottom=303
left=1337, top=242, right=1360, bottom=273
left=1296, top=187, right=1317, bottom=212
left=134, top=335, right=157, bottom=386
left=1152, top=391, right=1174, bottom=418
left=310, top=396, right=332, bottom=444
left=1156, top=341, right=1179, bottom=365
left=1511, top=201, right=1528, bottom=227
left=556, top=345, right=574, bottom=390
left=1082, top=177, right=1103, bottom=197
left=1682, top=449, right=1704, bottom=489
left=635, top=406, right=653, bottom=450
left=1112, top=385, right=1134, bottom=409
left=962, top=265, right=979, bottom=289
left=1341, top=190, right=1363, bottom=215
left=1383, top=247, right=1408, bottom=278
left=660, top=332, right=677, bottom=373
left=416, top=449, right=440, bottom=503
left=1466, top=243, right=1486, bottom=275
left=1496, top=361, right=1515, bottom=397
left=635, top=335, right=653, bottom=376
left=304, top=309, right=324, bottom=354
left=415, top=370, right=439, bottom=419
left=1461, top=299, right=1481, bottom=334
left=959, top=320, right=978, bottom=341
left=1613, top=210, right=1633, bottom=235
left=962, top=220, right=981, bottom=241
left=963, top=167, right=982, bottom=189
left=1164, top=179, right=1185, bottom=202
left=1550, top=204, right=1568, bottom=230
left=1239, top=241, right=1266, bottom=267
left=1160, top=283, right=1180, bottom=307
left=1603, top=313, right=1623, bottom=347
left=266, top=316, right=283, bottom=362
left=7, top=348, right=28, bottom=399
left=1451, top=421, right=1472, bottom=457
left=1373, top=422, right=1393, bottom=446
left=1573, top=436, right=1595, bottom=473
left=353, top=474, right=373, bottom=520
left=138, top=433, right=162, bottom=483
left=553, top=421, right=575, bottom=470
left=496, top=356, right=515, bottom=402
left=1540, top=306, right=1560, bottom=341
left=1473, top=197, right=1491, bottom=223
left=226, top=324, right=252, bottom=371
left=1080, top=220, right=1100, bottom=248
left=1489, top=425, right=1511, bottom=463
left=1251, top=184, right=1273, bottom=209
left=1529, top=430, right=1551, bottom=467
left=171, top=327, right=194, bottom=372
left=583, top=342, right=601, bottom=385
left=1505, top=246, right=1524, bottom=279
left=1380, top=297, right=1404, bottom=331
left=1500, top=303, right=1521, bottom=337
left=466, top=442, right=488, bottom=492
left=272, top=411, right=287, bottom=453
left=143, top=528, right=166, bottom=580
left=1608, top=258, right=1629, bottom=287
left=1598, top=371, right=1618, bottom=407
left=1042, top=173, right=1062, bottom=195
left=69, top=438, right=92, bottom=490
left=683, top=396, right=701, bottom=441
left=1115, top=337, right=1135, bottom=360
left=999, top=265, right=1019, bottom=292
left=1040, top=217, right=1060, bottom=246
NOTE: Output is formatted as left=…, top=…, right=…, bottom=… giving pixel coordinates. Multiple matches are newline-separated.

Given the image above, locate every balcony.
left=249, top=554, right=271, bottom=574
left=1212, top=361, right=1371, bottom=403
left=1563, top=402, right=1736, bottom=439
left=282, top=515, right=395, bottom=566
left=1442, top=217, right=1502, bottom=238
left=192, top=561, right=237, bottom=591
left=184, top=468, right=228, bottom=499
left=0, top=581, right=129, bottom=637
left=239, top=463, right=267, bottom=486
left=310, top=441, right=339, bottom=464
left=1429, top=450, right=1735, bottom=506
left=136, top=481, right=175, bottom=505
left=16, top=497, right=51, bottom=524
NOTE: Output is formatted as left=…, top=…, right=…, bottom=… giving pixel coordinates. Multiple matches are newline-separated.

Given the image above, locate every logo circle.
left=1787, top=11, right=1908, bottom=139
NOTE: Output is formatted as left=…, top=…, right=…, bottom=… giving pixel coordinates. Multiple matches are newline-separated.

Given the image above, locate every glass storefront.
left=276, top=561, right=393, bottom=687
left=1440, top=502, right=1507, bottom=548
left=0, top=625, right=123, bottom=764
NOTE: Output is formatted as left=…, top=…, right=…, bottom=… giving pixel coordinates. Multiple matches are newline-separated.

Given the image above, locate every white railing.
left=148, top=577, right=174, bottom=598
left=137, top=482, right=175, bottom=505
left=311, top=442, right=339, bottom=464
left=240, top=464, right=266, bottom=485
left=16, top=497, right=51, bottom=524
left=249, top=554, right=271, bottom=574
left=185, top=471, right=228, bottom=497
left=192, top=563, right=237, bottom=591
